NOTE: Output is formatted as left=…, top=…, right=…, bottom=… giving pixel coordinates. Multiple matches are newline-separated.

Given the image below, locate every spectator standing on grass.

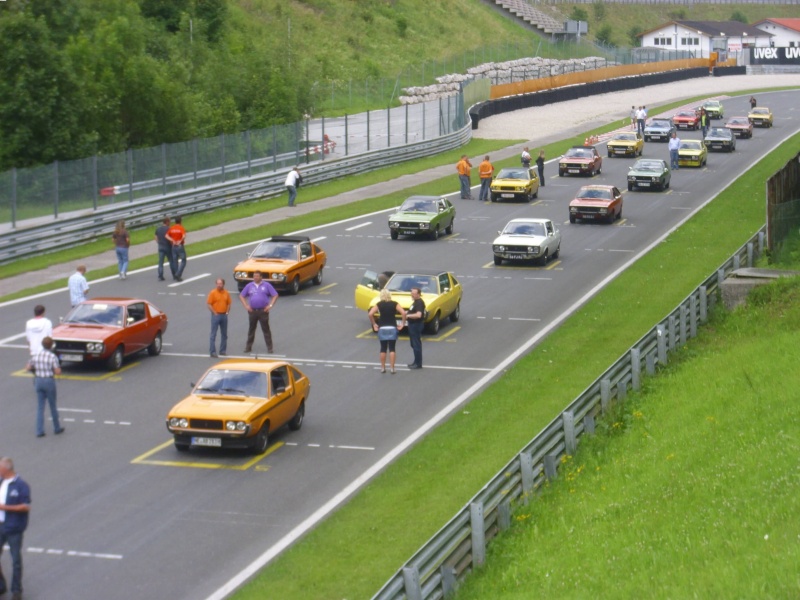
left=155, top=217, right=175, bottom=281
left=456, top=155, right=472, bottom=199
left=478, top=156, right=493, bottom=202
left=285, top=167, right=302, bottom=207
left=536, top=150, right=546, bottom=187
left=166, top=216, right=187, bottom=281
left=111, top=220, right=130, bottom=280
left=67, top=265, right=89, bottom=307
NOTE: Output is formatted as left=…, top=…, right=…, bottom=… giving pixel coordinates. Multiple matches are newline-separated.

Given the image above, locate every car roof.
left=506, top=217, right=551, bottom=224
left=80, top=297, right=150, bottom=305
left=579, top=184, right=615, bottom=191
left=206, top=358, right=291, bottom=372
left=268, top=235, right=310, bottom=243
left=569, top=145, right=596, bottom=150
left=404, top=195, right=444, bottom=201
left=389, top=270, right=451, bottom=277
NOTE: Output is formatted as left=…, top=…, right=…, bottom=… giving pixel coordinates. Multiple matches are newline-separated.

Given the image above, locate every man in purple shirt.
left=239, top=271, right=278, bottom=354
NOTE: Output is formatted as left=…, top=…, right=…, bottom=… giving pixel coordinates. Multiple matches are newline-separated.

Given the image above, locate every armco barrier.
left=372, top=228, right=766, bottom=600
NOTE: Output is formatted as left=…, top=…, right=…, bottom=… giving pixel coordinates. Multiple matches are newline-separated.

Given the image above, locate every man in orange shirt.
left=165, top=216, right=187, bottom=281
left=478, top=155, right=494, bottom=202
left=207, top=278, right=231, bottom=357
left=456, top=155, right=473, bottom=199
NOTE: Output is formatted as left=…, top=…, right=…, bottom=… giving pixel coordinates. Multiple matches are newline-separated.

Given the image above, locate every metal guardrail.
left=372, top=228, right=766, bottom=600
left=0, top=124, right=471, bottom=264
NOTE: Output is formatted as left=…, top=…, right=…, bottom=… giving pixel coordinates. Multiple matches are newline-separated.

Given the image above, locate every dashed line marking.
left=27, top=547, right=123, bottom=560
left=283, top=442, right=375, bottom=451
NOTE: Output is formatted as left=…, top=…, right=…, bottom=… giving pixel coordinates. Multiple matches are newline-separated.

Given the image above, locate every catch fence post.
left=631, top=348, right=641, bottom=391
left=402, top=567, right=422, bottom=600
left=470, top=502, right=486, bottom=567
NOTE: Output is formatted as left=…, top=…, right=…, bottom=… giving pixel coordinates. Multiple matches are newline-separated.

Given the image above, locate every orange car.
left=233, top=235, right=326, bottom=294
left=52, top=298, right=168, bottom=371
left=569, top=185, right=623, bottom=223
left=166, top=359, right=309, bottom=454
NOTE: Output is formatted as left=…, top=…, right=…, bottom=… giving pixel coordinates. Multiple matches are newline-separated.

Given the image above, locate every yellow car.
left=489, top=167, right=539, bottom=202
left=606, top=132, right=643, bottom=158
left=748, top=107, right=773, bottom=128
left=354, top=270, right=462, bottom=334
left=166, top=359, right=310, bottom=454
left=677, top=139, right=708, bottom=168
left=233, top=235, right=326, bottom=294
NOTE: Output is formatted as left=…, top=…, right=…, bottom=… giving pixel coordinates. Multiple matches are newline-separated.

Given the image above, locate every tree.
left=628, top=25, right=644, bottom=48
left=731, top=11, right=749, bottom=24
left=592, top=1, right=606, bottom=23
left=595, top=24, right=614, bottom=47
left=569, top=7, right=588, bottom=23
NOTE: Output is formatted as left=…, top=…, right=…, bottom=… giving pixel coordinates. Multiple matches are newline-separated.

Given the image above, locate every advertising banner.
left=750, top=47, right=800, bottom=65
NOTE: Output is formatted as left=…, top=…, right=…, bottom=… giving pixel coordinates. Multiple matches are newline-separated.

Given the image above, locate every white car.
left=492, top=218, right=561, bottom=266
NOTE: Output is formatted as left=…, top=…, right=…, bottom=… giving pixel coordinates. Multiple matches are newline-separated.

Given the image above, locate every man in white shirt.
left=285, top=167, right=302, bottom=207
left=25, top=305, right=53, bottom=356
left=668, top=132, right=681, bottom=170
left=67, top=265, right=89, bottom=307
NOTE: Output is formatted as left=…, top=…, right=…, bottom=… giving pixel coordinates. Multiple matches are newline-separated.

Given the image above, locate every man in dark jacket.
left=0, top=457, right=31, bottom=600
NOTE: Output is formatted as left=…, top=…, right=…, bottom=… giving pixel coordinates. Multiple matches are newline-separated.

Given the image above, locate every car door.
left=437, top=273, right=456, bottom=317
left=267, top=365, right=296, bottom=429
left=296, top=241, right=315, bottom=284
left=354, top=270, right=383, bottom=310
left=612, top=187, right=622, bottom=215
left=124, top=302, right=150, bottom=353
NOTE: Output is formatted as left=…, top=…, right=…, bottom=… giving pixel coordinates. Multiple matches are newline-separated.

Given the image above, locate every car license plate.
left=638, top=182, right=650, bottom=187
left=651, top=135, right=661, bottom=140
left=59, top=354, right=83, bottom=362
left=583, top=214, right=596, bottom=219
left=192, top=437, right=222, bottom=447
left=754, top=120, right=763, bottom=125
left=615, top=149, right=626, bottom=154
left=501, top=193, right=515, bottom=198
left=712, top=144, right=721, bottom=148
left=401, top=230, right=416, bottom=235
left=568, top=169, right=579, bottom=173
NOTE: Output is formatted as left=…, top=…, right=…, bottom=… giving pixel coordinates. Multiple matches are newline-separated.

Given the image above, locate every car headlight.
left=419, top=223, right=430, bottom=230
left=494, top=245, right=504, bottom=252
left=628, top=176, right=635, bottom=181
left=651, top=177, right=658, bottom=182
left=169, top=417, right=189, bottom=428
left=390, top=221, right=399, bottom=228
left=86, top=342, right=104, bottom=353
left=528, top=246, right=538, bottom=253
left=599, top=208, right=608, bottom=214
left=225, top=421, right=247, bottom=431
left=234, top=271, right=248, bottom=279
left=271, top=273, right=286, bottom=281
left=570, top=206, right=577, bottom=213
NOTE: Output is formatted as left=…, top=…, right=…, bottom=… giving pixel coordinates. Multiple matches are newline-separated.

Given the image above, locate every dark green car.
left=388, top=195, right=456, bottom=241
left=627, top=158, right=671, bottom=192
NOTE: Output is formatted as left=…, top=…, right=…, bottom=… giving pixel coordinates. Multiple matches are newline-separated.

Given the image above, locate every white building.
left=637, top=20, right=772, bottom=60
left=752, top=18, right=800, bottom=47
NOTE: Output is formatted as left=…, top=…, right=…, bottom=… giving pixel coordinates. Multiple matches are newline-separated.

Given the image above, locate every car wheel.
left=106, top=346, right=123, bottom=371
left=425, top=313, right=440, bottom=335
left=490, top=193, right=497, bottom=202
left=638, top=147, right=643, bottom=156
left=288, top=402, right=305, bottom=431
left=147, top=332, right=162, bottom=356
left=174, top=440, right=190, bottom=452
left=288, top=276, right=300, bottom=295
left=553, top=244, right=560, bottom=259
left=539, top=249, right=549, bottom=266
left=569, top=215, right=576, bottom=224
left=617, top=207, right=622, bottom=220
left=532, top=188, right=538, bottom=199
left=445, top=220, right=454, bottom=235
left=390, top=230, right=398, bottom=240
left=252, top=425, right=269, bottom=455
left=628, top=183, right=633, bottom=192
left=608, top=152, right=612, bottom=158
left=493, top=255, right=502, bottom=265
left=431, top=227, right=439, bottom=241
left=597, top=164, right=602, bottom=174
left=312, top=268, right=323, bottom=286
left=558, top=170, right=564, bottom=177
left=450, top=302, right=460, bottom=323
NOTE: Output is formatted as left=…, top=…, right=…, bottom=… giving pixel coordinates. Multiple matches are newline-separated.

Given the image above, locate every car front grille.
left=53, top=340, right=87, bottom=352
left=503, top=245, right=539, bottom=254
left=575, top=205, right=603, bottom=214
left=394, top=221, right=424, bottom=229
left=190, top=419, right=223, bottom=430
left=494, top=185, right=524, bottom=191
left=561, top=162, right=585, bottom=169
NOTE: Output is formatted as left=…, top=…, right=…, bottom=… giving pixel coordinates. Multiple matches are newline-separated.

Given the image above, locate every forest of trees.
left=0, top=0, right=315, bottom=171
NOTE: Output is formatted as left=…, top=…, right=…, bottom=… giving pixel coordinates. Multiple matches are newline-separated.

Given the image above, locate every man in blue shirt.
left=239, top=271, right=278, bottom=354
left=0, top=457, right=31, bottom=600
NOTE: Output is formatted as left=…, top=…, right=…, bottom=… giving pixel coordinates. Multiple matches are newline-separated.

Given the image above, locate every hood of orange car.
left=570, top=197, right=612, bottom=207
left=235, top=258, right=292, bottom=273
left=53, top=324, right=116, bottom=341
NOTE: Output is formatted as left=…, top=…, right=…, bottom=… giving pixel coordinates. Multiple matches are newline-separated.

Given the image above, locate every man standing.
left=26, top=337, right=64, bottom=438
left=25, top=305, right=52, bottom=356
left=207, top=278, right=231, bottom=358
left=155, top=217, right=175, bottom=281
left=478, top=155, right=493, bottom=202
left=520, top=147, right=531, bottom=168
left=636, top=106, right=646, bottom=136
left=0, top=457, right=31, bottom=600
left=668, top=132, right=681, bottom=170
left=700, top=108, right=709, bottom=139
left=67, top=265, right=89, bottom=307
left=456, top=155, right=472, bottom=199
left=239, top=271, right=278, bottom=354
left=536, top=150, right=546, bottom=187
left=630, top=106, right=636, bottom=130
left=406, top=287, right=426, bottom=370
left=285, top=166, right=302, bottom=207
left=166, top=216, right=187, bottom=281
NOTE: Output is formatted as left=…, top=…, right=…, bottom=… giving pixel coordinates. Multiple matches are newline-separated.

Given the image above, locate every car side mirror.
left=126, top=317, right=134, bottom=325
left=190, top=382, right=195, bottom=388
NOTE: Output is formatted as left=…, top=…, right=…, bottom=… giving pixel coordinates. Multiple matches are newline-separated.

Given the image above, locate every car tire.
left=558, top=170, right=564, bottom=177
left=553, top=245, right=560, bottom=259
left=539, top=249, right=549, bottom=267
left=638, top=147, right=643, bottom=156
left=147, top=332, right=162, bottom=356
left=627, top=183, right=634, bottom=192
left=532, top=188, right=538, bottom=199
left=252, top=425, right=269, bottom=455
left=445, top=220, right=454, bottom=235
left=425, top=313, right=440, bottom=335
left=569, top=215, right=576, bottom=224
left=288, top=402, right=305, bottom=431
left=390, top=230, right=398, bottom=240
left=490, top=193, right=497, bottom=202
left=288, top=276, right=300, bottom=295
left=312, top=268, right=323, bottom=286
left=431, top=227, right=439, bottom=241
left=174, top=440, right=190, bottom=452
left=493, top=255, right=502, bottom=265
left=617, top=207, right=622, bottom=220
left=106, top=346, right=123, bottom=371
left=608, top=151, right=612, bottom=158
left=450, top=302, right=460, bottom=323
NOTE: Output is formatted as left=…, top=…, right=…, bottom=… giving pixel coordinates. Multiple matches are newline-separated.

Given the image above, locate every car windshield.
left=728, top=118, right=748, bottom=125
left=387, top=275, right=438, bottom=294
left=704, top=102, right=719, bottom=108
left=503, top=221, right=546, bottom=236
left=649, top=120, right=671, bottom=128
left=632, top=160, right=663, bottom=172
left=708, top=128, right=728, bottom=137
left=752, top=108, right=768, bottom=115
left=496, top=168, right=529, bottom=180
left=65, top=303, right=124, bottom=326
left=565, top=148, right=592, bottom=159
left=614, top=134, right=637, bottom=141
left=399, top=198, right=437, bottom=212
left=680, top=141, right=703, bottom=150
left=194, top=369, right=268, bottom=398
left=577, top=188, right=612, bottom=200
left=676, top=111, right=695, bottom=117
left=251, top=241, right=296, bottom=260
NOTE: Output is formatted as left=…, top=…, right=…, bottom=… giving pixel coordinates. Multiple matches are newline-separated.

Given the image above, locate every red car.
left=672, top=110, right=699, bottom=130
left=569, top=185, right=623, bottom=224
left=52, top=298, right=168, bottom=371
left=558, top=146, right=602, bottom=177
left=725, top=116, right=753, bottom=139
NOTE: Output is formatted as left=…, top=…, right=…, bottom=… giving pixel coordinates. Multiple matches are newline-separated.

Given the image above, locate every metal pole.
left=193, top=139, right=198, bottom=188
left=367, top=110, right=370, bottom=152
left=405, top=103, right=409, bottom=145
left=221, top=133, right=226, bottom=181
left=422, top=102, right=426, bottom=140
left=54, top=160, right=59, bottom=218
left=321, top=116, right=326, bottom=161
left=162, top=143, right=167, bottom=196
left=92, top=155, right=98, bottom=210
left=127, top=149, right=134, bottom=203
left=387, top=107, right=390, bottom=148
left=345, top=114, right=349, bottom=156
left=246, top=130, right=252, bottom=177
left=272, top=125, right=278, bottom=172
left=11, top=167, right=17, bottom=228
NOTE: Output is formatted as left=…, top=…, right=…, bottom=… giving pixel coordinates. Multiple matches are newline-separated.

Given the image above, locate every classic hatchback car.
left=52, top=298, right=168, bottom=371
left=489, top=167, right=540, bottom=202
left=725, top=117, right=753, bottom=138
left=643, top=118, right=676, bottom=142
left=606, top=132, right=643, bottom=158
left=492, top=218, right=561, bottom=266
left=569, top=185, right=623, bottom=223
left=354, top=270, right=462, bottom=334
left=233, top=235, right=326, bottom=294
left=388, top=195, right=455, bottom=240
left=558, top=146, right=602, bottom=177
left=166, top=359, right=309, bottom=454
left=672, top=110, right=700, bottom=130
left=748, top=107, right=773, bottom=128
left=627, top=159, right=671, bottom=192
left=698, top=100, right=724, bottom=119
left=677, top=140, right=708, bottom=168
left=704, top=127, right=736, bottom=152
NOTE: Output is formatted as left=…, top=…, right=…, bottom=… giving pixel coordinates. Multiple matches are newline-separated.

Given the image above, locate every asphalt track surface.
left=0, top=87, right=798, bottom=600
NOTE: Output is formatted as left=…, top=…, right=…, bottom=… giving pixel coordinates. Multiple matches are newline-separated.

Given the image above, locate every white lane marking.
left=27, top=547, right=123, bottom=560
left=283, top=443, right=374, bottom=450
left=59, top=408, right=93, bottom=413
left=60, top=419, right=131, bottom=426
left=0, top=332, right=26, bottom=344
left=345, top=222, right=372, bottom=231
left=168, top=273, right=211, bottom=287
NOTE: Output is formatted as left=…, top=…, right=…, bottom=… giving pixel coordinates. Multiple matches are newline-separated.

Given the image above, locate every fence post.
left=699, top=285, right=708, bottom=323
left=405, top=104, right=409, bottom=145
left=221, top=133, right=226, bottom=181
left=246, top=130, right=252, bottom=177
left=733, top=254, right=740, bottom=270
left=657, top=324, right=668, bottom=366
left=92, top=155, right=98, bottom=211
left=367, top=110, right=371, bottom=152
left=758, top=230, right=765, bottom=256
left=127, top=149, right=134, bottom=203
left=668, top=315, right=677, bottom=352
left=402, top=567, right=422, bottom=600
left=679, top=305, right=688, bottom=346
left=520, top=451, right=534, bottom=501
left=193, top=139, right=198, bottom=188
left=11, top=167, right=17, bottom=228
left=689, top=295, right=698, bottom=339
left=631, top=348, right=641, bottom=391
left=584, top=413, right=595, bottom=435
left=345, top=114, right=349, bottom=156
left=53, top=160, right=59, bottom=218
left=162, top=143, right=167, bottom=196
left=646, top=351, right=656, bottom=375
left=321, top=117, right=326, bottom=161
left=747, top=241, right=754, bottom=267
left=562, top=410, right=576, bottom=455
left=470, top=502, right=486, bottom=567
left=498, top=499, right=511, bottom=531
left=600, top=379, right=611, bottom=413
left=544, top=455, right=558, bottom=480
left=272, top=126, right=278, bottom=172
left=441, top=565, right=458, bottom=598
left=387, top=107, right=391, bottom=148
left=422, top=102, right=426, bottom=140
